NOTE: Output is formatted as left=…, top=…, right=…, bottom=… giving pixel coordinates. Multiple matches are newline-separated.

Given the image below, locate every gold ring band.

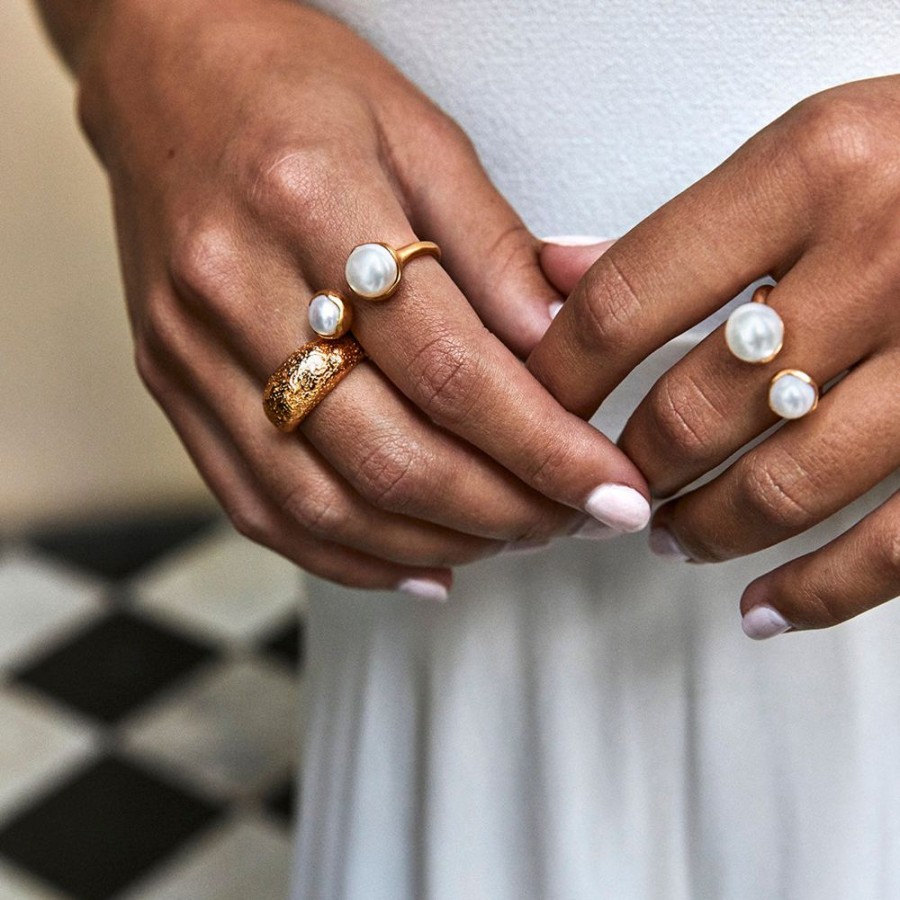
left=345, top=240, right=441, bottom=301
left=263, top=335, right=366, bottom=432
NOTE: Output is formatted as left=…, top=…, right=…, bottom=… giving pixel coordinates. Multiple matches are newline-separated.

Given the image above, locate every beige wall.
left=2, top=3, right=212, bottom=528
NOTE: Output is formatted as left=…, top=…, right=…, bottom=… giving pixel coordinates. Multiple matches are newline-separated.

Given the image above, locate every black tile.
left=0, top=755, right=222, bottom=899
left=263, top=778, right=296, bottom=826
left=260, top=617, right=305, bottom=670
left=13, top=610, right=217, bottom=724
left=28, top=509, right=219, bottom=581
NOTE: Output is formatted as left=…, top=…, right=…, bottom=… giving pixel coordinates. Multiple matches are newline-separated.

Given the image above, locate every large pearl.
left=345, top=243, right=399, bottom=299
left=308, top=292, right=347, bottom=338
left=725, top=302, right=784, bottom=363
left=769, top=371, right=818, bottom=419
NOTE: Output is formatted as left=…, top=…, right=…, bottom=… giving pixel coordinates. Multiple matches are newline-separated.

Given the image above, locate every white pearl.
left=308, top=293, right=344, bottom=337
left=345, top=243, right=399, bottom=299
left=769, top=372, right=817, bottom=419
left=725, top=302, right=784, bottom=363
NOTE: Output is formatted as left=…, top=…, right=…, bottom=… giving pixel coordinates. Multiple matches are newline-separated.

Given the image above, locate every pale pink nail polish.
left=584, top=484, right=651, bottom=533
left=398, top=579, right=449, bottom=603
left=573, top=518, right=619, bottom=540
left=649, top=526, right=691, bottom=561
left=742, top=605, right=791, bottom=640
left=549, top=300, right=565, bottom=319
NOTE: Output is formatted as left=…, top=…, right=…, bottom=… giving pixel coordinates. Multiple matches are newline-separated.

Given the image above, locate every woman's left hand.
left=529, top=76, right=900, bottom=639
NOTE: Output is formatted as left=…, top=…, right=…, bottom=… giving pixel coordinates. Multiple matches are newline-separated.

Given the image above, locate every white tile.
left=0, top=550, right=104, bottom=669
left=132, top=526, right=305, bottom=644
left=123, top=660, right=301, bottom=800
left=0, top=688, right=97, bottom=824
left=121, top=817, right=291, bottom=900
left=0, top=859, right=69, bottom=900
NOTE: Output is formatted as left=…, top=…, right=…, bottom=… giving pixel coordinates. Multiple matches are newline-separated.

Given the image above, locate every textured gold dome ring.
left=263, top=335, right=366, bottom=432
left=345, top=240, right=441, bottom=301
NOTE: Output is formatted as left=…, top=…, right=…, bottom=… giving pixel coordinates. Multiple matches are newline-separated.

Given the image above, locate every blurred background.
left=1, top=5, right=304, bottom=898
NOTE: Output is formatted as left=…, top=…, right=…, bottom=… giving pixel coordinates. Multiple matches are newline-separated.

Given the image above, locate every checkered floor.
left=0, top=510, right=305, bottom=899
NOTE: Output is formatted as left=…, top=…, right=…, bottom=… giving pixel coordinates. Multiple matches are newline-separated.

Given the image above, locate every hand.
left=75, top=0, right=649, bottom=595
left=531, top=77, right=900, bottom=636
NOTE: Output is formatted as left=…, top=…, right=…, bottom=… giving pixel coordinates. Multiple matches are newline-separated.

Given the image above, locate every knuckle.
left=133, top=339, right=168, bottom=399
left=168, top=222, right=243, bottom=309
left=227, top=501, right=269, bottom=545
left=139, top=292, right=183, bottom=360
left=571, top=254, right=645, bottom=350
left=354, top=435, right=425, bottom=513
left=645, top=375, right=723, bottom=463
left=407, top=335, right=484, bottom=429
left=876, top=527, right=900, bottom=579
left=738, top=454, right=819, bottom=533
left=246, top=141, right=340, bottom=228
left=790, top=90, right=887, bottom=185
left=281, top=483, right=348, bottom=537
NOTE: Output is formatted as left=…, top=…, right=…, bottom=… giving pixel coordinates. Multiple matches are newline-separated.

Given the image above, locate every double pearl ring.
left=264, top=238, right=441, bottom=432
left=307, top=240, right=441, bottom=340
left=725, top=285, right=819, bottom=419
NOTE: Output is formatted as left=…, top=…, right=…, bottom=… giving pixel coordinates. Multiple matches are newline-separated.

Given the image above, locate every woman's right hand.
left=75, top=0, right=649, bottom=596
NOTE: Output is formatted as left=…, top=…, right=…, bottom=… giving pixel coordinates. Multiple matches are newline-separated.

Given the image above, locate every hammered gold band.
left=263, top=335, right=366, bottom=432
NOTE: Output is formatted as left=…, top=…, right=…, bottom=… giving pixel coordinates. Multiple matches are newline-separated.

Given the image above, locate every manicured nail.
left=504, top=539, right=552, bottom=555
left=573, top=518, right=619, bottom=540
left=584, top=484, right=650, bottom=533
left=549, top=300, right=565, bottom=319
left=542, top=235, right=613, bottom=246
left=742, top=605, right=791, bottom=640
left=398, top=579, right=449, bottom=603
left=649, top=526, right=690, bottom=561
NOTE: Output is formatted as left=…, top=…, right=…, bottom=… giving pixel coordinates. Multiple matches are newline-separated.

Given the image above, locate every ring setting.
left=308, top=290, right=352, bottom=340
left=345, top=240, right=441, bottom=301
left=724, top=288, right=784, bottom=364
left=768, top=369, right=819, bottom=419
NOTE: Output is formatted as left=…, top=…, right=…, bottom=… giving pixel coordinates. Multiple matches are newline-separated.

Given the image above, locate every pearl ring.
left=345, top=240, right=441, bottom=301
left=263, top=335, right=367, bottom=432
left=725, top=284, right=819, bottom=419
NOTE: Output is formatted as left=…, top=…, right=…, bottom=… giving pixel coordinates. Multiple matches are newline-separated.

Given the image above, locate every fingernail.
left=398, top=579, right=449, bottom=603
left=548, top=300, right=565, bottom=319
left=542, top=235, right=613, bottom=246
left=649, top=526, right=691, bottom=561
left=742, top=605, right=792, bottom=640
left=573, top=518, right=619, bottom=540
left=584, top=484, right=651, bottom=533
left=504, top=539, right=552, bottom=555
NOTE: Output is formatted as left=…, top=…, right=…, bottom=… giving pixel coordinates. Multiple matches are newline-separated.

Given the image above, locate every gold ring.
left=345, top=240, right=441, bottom=301
left=263, top=335, right=366, bottom=432
left=768, top=368, right=819, bottom=420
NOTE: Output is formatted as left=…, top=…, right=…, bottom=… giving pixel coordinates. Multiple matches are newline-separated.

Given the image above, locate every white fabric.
left=290, top=3, right=900, bottom=898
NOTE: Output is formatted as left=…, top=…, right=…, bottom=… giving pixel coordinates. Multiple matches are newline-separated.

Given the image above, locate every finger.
left=136, top=344, right=454, bottom=597
left=162, top=250, right=585, bottom=541
left=650, top=349, right=900, bottom=562
left=621, top=249, right=879, bottom=498
left=391, top=117, right=564, bottom=356
left=263, top=164, right=652, bottom=533
left=739, top=487, right=900, bottom=638
left=527, top=129, right=809, bottom=418
left=539, top=237, right=617, bottom=296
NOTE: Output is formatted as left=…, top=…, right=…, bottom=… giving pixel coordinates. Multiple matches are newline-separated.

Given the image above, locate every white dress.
left=291, top=3, right=900, bottom=898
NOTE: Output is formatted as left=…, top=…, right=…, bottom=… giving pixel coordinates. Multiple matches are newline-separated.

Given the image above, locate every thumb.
left=539, top=236, right=618, bottom=297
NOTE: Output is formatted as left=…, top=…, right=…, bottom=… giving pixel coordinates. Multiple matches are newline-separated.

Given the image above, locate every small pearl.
left=725, top=302, right=784, bottom=363
left=769, top=371, right=818, bottom=419
left=308, top=292, right=345, bottom=338
left=345, top=243, right=399, bottom=299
